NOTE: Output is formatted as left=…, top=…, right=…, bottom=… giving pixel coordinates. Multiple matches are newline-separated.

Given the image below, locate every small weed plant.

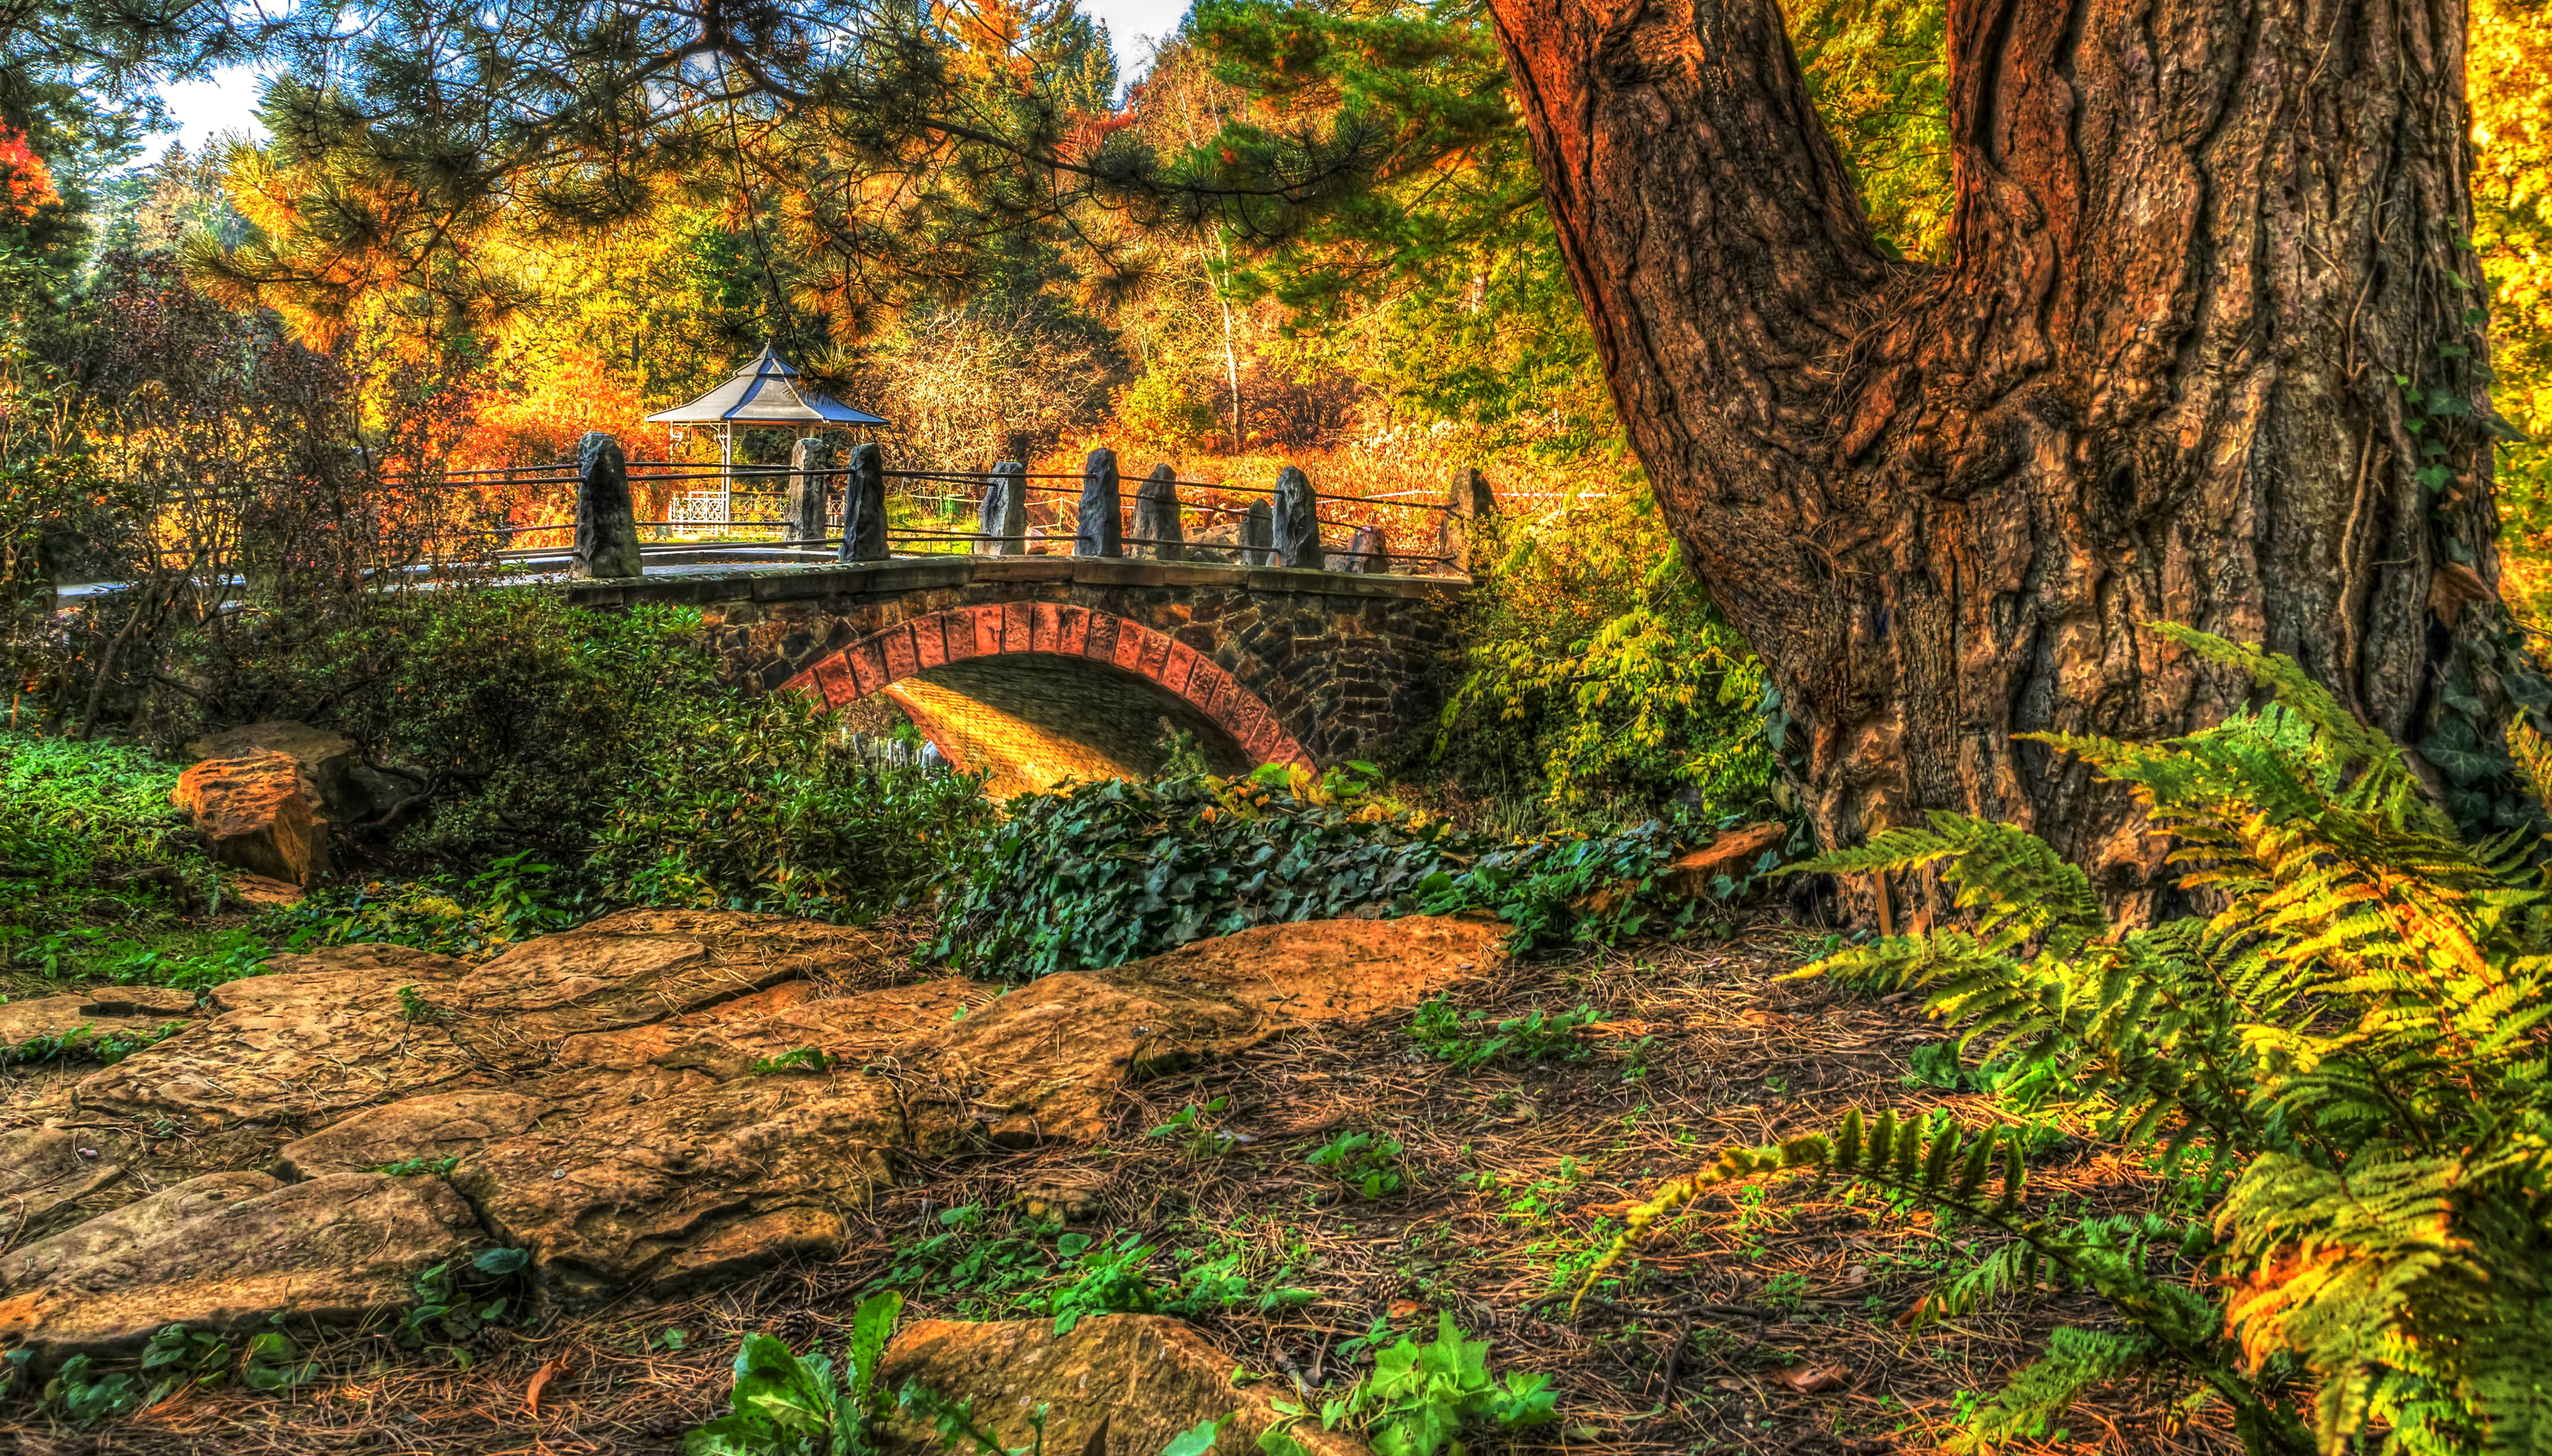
left=1582, top=627, right=2552, bottom=1456
left=369, top=1155, right=461, bottom=1177
left=1146, top=1098, right=1238, bottom=1157
left=751, top=1047, right=837, bottom=1076
left=399, top=1247, right=529, bottom=1365
left=1408, top=997, right=1598, bottom=1070
left=1264, top=1310, right=1561, bottom=1456
left=1307, top=1130, right=1406, bottom=1200
left=2, top=1018, right=188, bottom=1067
left=10, top=1318, right=315, bottom=1426
left=395, top=984, right=448, bottom=1023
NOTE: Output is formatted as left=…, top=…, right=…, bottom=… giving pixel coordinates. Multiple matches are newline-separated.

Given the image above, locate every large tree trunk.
left=1488, top=0, right=2521, bottom=907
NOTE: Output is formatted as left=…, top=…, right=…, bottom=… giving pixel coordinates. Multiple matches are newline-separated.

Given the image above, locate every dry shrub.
left=859, top=303, right=1124, bottom=472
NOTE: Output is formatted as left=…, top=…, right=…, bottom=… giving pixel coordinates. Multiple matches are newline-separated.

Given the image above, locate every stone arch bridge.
left=565, top=556, right=1466, bottom=790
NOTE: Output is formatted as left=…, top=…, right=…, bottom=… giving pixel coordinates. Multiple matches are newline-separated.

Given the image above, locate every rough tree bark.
left=1487, top=0, right=2521, bottom=906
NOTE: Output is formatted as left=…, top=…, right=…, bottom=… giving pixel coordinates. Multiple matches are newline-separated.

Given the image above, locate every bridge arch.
left=779, top=603, right=1315, bottom=775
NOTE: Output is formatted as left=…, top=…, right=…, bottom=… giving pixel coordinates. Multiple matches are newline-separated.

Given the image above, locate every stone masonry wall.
left=562, top=557, right=1465, bottom=769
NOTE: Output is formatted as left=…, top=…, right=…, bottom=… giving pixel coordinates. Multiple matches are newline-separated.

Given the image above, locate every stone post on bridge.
left=1134, top=463, right=1183, bottom=561
left=1346, top=523, right=1390, bottom=574
left=1272, top=465, right=1319, bottom=569
left=785, top=437, right=834, bottom=547
left=837, top=442, right=887, bottom=563
left=1075, top=447, right=1122, bottom=557
left=571, top=431, right=643, bottom=580
left=1239, top=500, right=1274, bottom=566
left=1437, top=465, right=1496, bottom=574
left=977, top=460, right=1026, bottom=555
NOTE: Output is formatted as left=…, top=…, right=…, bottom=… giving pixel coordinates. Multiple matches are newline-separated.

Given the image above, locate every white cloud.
left=140, top=63, right=271, bottom=165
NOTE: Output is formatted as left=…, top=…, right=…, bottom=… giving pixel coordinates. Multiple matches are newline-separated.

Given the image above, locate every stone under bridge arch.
left=779, top=603, right=1314, bottom=786
left=566, top=556, right=1461, bottom=784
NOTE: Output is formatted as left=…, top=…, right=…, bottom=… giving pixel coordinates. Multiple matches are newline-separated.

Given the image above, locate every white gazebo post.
left=717, top=422, right=734, bottom=526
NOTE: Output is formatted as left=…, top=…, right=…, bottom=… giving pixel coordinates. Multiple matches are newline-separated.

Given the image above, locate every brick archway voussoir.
left=778, top=603, right=1314, bottom=769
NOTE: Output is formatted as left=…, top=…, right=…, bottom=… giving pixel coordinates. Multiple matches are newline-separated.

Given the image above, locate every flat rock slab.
left=74, top=947, right=484, bottom=1121
left=453, top=1075, right=904, bottom=1308
left=0, top=1171, right=480, bottom=1365
left=0, top=1126, right=124, bottom=1235
left=0, top=1171, right=281, bottom=1289
left=78, top=986, right=199, bottom=1018
left=1109, top=915, right=1506, bottom=1026
left=6, top=912, right=1505, bottom=1350
left=880, top=1314, right=1369, bottom=1456
left=273, top=1091, right=549, bottom=1179
left=74, top=916, right=903, bottom=1122
left=0, top=995, right=113, bottom=1050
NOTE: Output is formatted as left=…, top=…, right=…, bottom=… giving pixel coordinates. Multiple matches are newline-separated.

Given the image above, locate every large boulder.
left=185, top=721, right=358, bottom=812
left=879, top=1315, right=1369, bottom=1456
left=0, top=1171, right=481, bottom=1365
left=171, top=751, right=329, bottom=886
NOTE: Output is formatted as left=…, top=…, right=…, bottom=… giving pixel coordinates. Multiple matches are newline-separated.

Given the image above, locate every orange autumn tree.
left=447, top=349, right=654, bottom=526
left=0, top=125, right=66, bottom=252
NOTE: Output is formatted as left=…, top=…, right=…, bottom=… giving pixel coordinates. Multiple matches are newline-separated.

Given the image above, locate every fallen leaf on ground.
left=525, top=1358, right=560, bottom=1414
left=1771, top=1363, right=1847, bottom=1394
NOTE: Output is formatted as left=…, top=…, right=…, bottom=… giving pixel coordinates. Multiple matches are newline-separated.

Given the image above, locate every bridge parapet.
left=565, top=556, right=1466, bottom=771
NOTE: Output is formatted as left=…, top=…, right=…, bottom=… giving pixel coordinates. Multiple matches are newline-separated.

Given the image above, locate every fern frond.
left=1568, top=1134, right=1830, bottom=1311
left=1798, top=813, right=2104, bottom=948
left=2144, top=623, right=2414, bottom=787
left=1940, top=1327, right=2160, bottom=1455
left=2507, top=717, right=2552, bottom=819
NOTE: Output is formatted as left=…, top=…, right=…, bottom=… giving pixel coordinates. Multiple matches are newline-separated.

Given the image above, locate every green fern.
left=1588, top=626, right=2552, bottom=1456
left=1943, top=1326, right=2160, bottom=1453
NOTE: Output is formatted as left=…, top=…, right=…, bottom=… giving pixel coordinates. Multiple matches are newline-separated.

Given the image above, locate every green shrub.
left=584, top=687, right=992, bottom=920
left=0, top=731, right=218, bottom=956
left=931, top=762, right=1720, bottom=979
left=1585, top=626, right=2552, bottom=1456
left=285, top=590, right=726, bottom=866
left=1436, top=487, right=1780, bottom=832
left=1112, top=370, right=1217, bottom=451
left=193, top=589, right=993, bottom=922
left=263, top=849, right=584, bottom=959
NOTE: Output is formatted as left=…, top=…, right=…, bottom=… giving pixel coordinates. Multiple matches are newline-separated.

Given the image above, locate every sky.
left=138, top=0, right=1196, bottom=163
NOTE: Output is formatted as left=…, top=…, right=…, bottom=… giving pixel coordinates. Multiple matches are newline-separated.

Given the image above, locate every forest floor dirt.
left=8, top=911, right=2236, bottom=1456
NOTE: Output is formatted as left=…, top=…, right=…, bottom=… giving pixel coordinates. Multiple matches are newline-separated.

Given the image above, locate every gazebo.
left=644, top=344, right=889, bottom=529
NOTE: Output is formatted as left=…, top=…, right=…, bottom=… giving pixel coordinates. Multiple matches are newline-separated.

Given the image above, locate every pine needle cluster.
left=1581, top=625, right=2552, bottom=1456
